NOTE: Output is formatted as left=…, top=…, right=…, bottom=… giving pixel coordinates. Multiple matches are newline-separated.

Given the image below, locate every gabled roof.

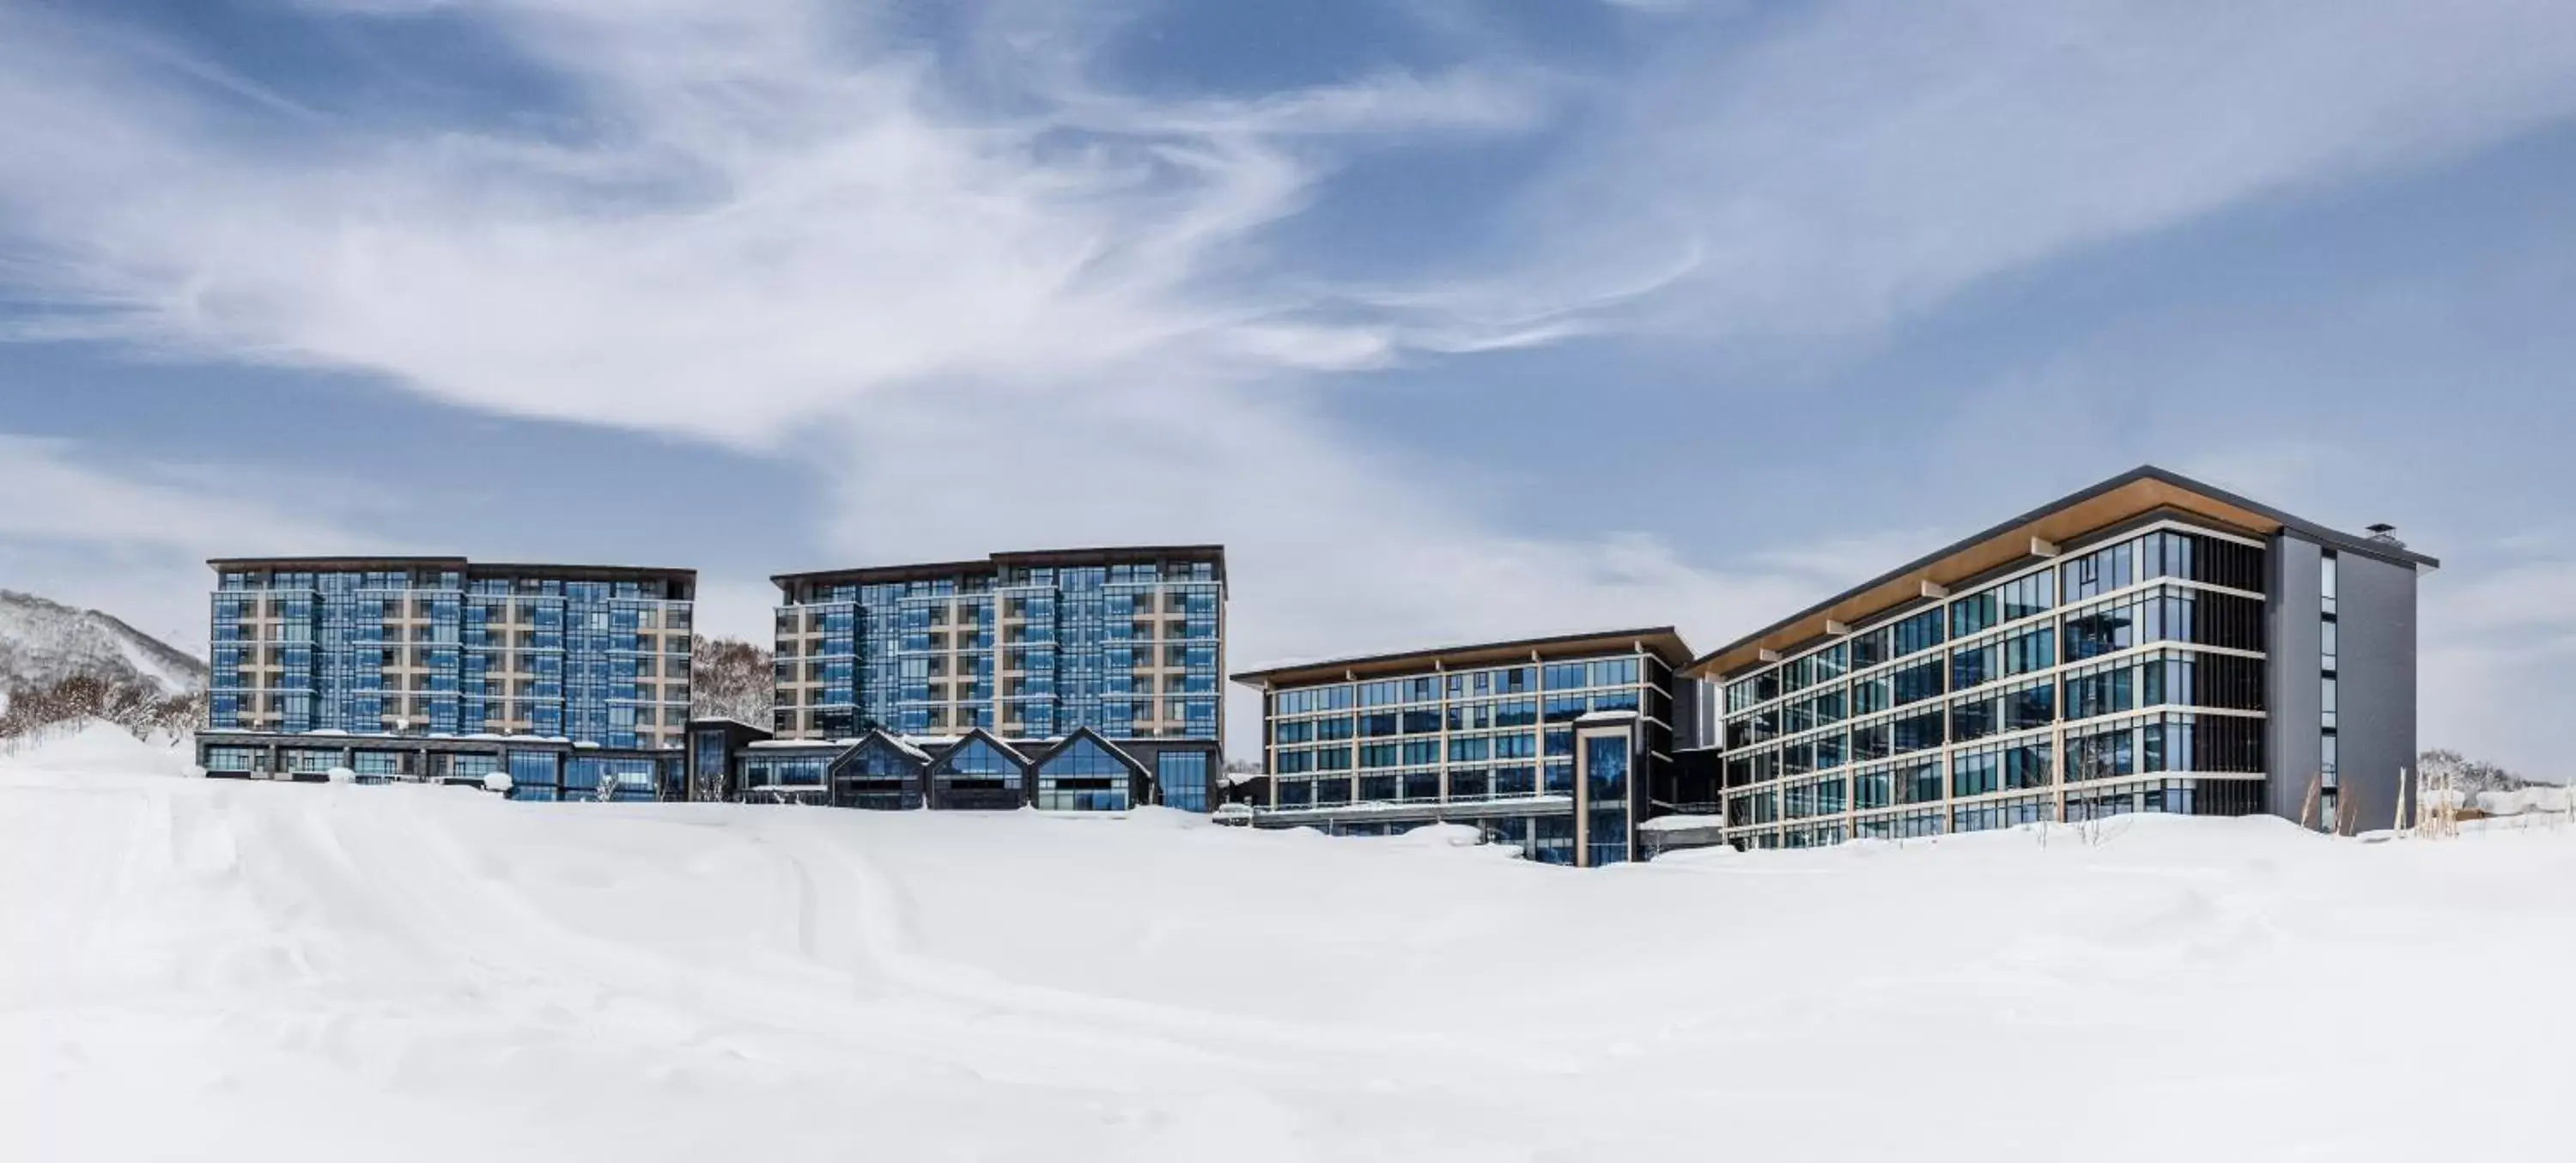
left=835, top=728, right=933, bottom=766
left=1686, top=464, right=2440, bottom=680
left=929, top=727, right=1034, bottom=771
left=1231, top=627, right=1693, bottom=689
left=1027, top=726, right=1148, bottom=775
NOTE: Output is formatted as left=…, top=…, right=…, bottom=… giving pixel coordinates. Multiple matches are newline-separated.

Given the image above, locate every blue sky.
left=3, top=0, right=2573, bottom=771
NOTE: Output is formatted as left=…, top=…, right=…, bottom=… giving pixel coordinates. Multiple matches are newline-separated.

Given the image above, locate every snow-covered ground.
left=9, top=725, right=2574, bottom=1161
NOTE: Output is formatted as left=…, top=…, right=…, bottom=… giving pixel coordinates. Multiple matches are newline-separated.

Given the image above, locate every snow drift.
left=8, top=734, right=2575, bottom=1161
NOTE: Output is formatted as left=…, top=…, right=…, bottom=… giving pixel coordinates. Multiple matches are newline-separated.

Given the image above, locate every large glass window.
left=1999, top=570, right=2055, bottom=621
left=1891, top=609, right=1946, bottom=658
left=2063, top=539, right=2135, bottom=602
left=507, top=751, right=560, bottom=801
left=1891, top=659, right=1945, bottom=707
left=1950, top=591, right=1998, bottom=638
left=1036, top=736, right=1133, bottom=811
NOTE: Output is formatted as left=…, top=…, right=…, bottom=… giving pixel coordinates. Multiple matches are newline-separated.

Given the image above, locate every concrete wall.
left=2336, top=548, right=2421, bottom=830
left=2265, top=535, right=2326, bottom=822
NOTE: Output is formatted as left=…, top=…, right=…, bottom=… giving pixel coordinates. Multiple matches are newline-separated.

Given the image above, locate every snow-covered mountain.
left=0, top=589, right=204, bottom=699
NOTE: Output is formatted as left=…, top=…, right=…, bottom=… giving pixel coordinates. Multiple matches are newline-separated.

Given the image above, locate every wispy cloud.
left=1483, top=0, right=2576, bottom=342
left=0, top=435, right=371, bottom=557
left=0, top=0, right=1791, bottom=704
left=0, top=433, right=390, bottom=650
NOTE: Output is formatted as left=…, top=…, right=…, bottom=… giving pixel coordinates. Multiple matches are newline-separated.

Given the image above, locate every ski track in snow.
left=8, top=727, right=2576, bottom=1161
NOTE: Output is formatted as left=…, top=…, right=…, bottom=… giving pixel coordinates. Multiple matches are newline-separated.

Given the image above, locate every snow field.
left=7, top=728, right=2576, bottom=1161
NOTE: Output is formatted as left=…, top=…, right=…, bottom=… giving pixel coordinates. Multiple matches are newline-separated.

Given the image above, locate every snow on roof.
left=871, top=732, right=937, bottom=762
left=1639, top=814, right=1725, bottom=832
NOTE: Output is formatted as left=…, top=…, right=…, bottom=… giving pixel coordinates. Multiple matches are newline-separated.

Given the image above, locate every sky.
left=1, top=0, right=2572, bottom=772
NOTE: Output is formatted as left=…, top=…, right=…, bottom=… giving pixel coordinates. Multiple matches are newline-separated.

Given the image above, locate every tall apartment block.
left=197, top=557, right=696, bottom=800
left=1681, top=466, right=2433, bottom=849
left=1231, top=630, right=1698, bottom=866
left=757, top=546, right=1225, bottom=811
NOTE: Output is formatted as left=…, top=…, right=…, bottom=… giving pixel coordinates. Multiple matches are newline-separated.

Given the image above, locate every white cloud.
left=0, top=0, right=1812, bottom=748
left=1484, top=0, right=2576, bottom=342
left=0, top=435, right=392, bottom=651
left=0, top=435, right=368, bottom=557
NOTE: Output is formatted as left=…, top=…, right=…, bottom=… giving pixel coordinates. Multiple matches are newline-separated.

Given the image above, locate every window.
left=1999, top=570, right=2055, bottom=621
left=1951, top=640, right=1998, bottom=693
left=1950, top=591, right=1998, bottom=638
left=2002, top=627, right=2054, bottom=675
left=1952, top=750, right=2000, bottom=798
left=2065, top=722, right=2137, bottom=782
left=1850, top=628, right=1891, bottom=669
left=1584, top=734, right=1631, bottom=867
left=2063, top=539, right=2135, bottom=602
left=2004, top=678, right=2055, bottom=731
left=2063, top=661, right=2136, bottom=721
left=1037, top=736, right=1133, bottom=811
left=1891, top=658, right=1944, bottom=707
left=1949, top=696, right=1997, bottom=744
left=1891, top=709, right=1943, bottom=754
left=1155, top=752, right=1210, bottom=812
left=1890, top=609, right=1945, bottom=658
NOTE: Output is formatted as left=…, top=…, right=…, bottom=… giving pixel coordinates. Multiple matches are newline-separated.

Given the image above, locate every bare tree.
left=0, top=674, right=200, bottom=744
left=690, top=636, right=772, bottom=726
left=2418, top=748, right=2537, bottom=795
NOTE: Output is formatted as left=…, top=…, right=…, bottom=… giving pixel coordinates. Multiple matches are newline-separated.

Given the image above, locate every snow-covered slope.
left=0, top=589, right=204, bottom=697
left=7, top=738, right=2574, bottom=1161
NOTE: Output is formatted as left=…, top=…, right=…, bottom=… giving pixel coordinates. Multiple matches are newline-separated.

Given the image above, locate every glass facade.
left=1583, top=732, right=1631, bottom=867
left=1713, top=521, right=2269, bottom=849
left=772, top=552, right=1223, bottom=760
left=1251, top=645, right=1677, bottom=867
left=208, top=561, right=692, bottom=750
left=1157, top=752, right=1211, bottom=813
left=1037, top=735, right=1136, bottom=812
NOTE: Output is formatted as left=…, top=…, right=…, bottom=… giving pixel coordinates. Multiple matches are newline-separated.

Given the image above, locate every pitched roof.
left=1686, top=464, right=2439, bottom=679
left=1028, top=726, right=1147, bottom=774
left=933, top=727, right=1033, bottom=770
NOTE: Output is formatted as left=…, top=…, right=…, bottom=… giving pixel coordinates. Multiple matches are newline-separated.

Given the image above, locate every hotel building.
left=197, top=557, right=695, bottom=800
left=1231, top=630, right=1698, bottom=867
left=766, top=546, right=1225, bottom=811
left=1684, top=466, right=2433, bottom=848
